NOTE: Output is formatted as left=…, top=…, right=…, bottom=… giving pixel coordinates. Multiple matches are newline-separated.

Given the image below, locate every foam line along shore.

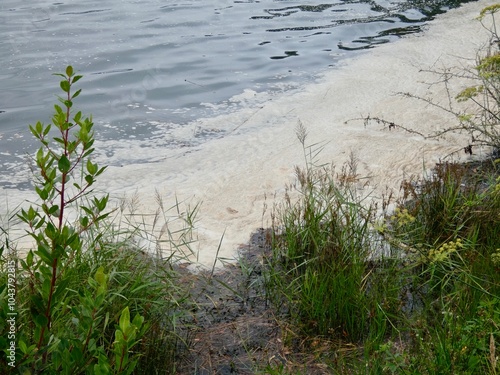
left=2, top=0, right=496, bottom=269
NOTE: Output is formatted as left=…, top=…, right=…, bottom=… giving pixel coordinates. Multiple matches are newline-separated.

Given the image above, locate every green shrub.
left=384, top=160, right=500, bottom=374
left=0, top=67, right=187, bottom=374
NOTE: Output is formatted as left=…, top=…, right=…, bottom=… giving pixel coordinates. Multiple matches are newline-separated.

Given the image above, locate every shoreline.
left=2, top=0, right=497, bottom=269
left=148, top=0, right=497, bottom=268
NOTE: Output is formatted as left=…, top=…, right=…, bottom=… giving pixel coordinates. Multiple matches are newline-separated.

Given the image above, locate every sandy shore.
left=3, top=0, right=497, bottom=268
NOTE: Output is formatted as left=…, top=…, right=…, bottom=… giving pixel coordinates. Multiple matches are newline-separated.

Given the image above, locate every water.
left=0, top=0, right=472, bottom=188
left=2, top=0, right=490, bottom=267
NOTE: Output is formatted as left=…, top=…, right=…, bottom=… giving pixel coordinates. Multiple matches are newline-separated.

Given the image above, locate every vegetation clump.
left=0, top=67, right=189, bottom=374
left=261, top=5, right=500, bottom=374
left=262, top=135, right=499, bottom=374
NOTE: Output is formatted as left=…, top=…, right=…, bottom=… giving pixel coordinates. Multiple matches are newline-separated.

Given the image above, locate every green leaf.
left=36, top=187, right=49, bottom=200
left=19, top=339, right=28, bottom=354
left=132, top=314, right=144, bottom=329
left=123, top=325, right=137, bottom=341
left=79, top=126, right=89, bottom=143
left=58, top=155, right=71, bottom=173
left=30, top=294, right=45, bottom=313
left=60, top=80, right=70, bottom=93
left=48, top=205, right=59, bottom=216
left=70, top=346, right=84, bottom=366
left=95, top=195, right=109, bottom=211
left=42, top=279, right=51, bottom=300
left=104, top=312, right=110, bottom=331
left=80, top=216, right=89, bottom=228
left=87, top=160, right=98, bottom=175
left=67, top=140, right=78, bottom=153
left=95, top=353, right=112, bottom=375
left=83, top=146, right=95, bottom=157
left=52, top=278, right=70, bottom=304
left=19, top=209, right=29, bottom=223
left=119, top=307, right=131, bottom=333
left=34, top=216, right=46, bottom=230
left=96, top=166, right=107, bottom=176
left=36, top=243, right=53, bottom=266
left=35, top=121, right=43, bottom=134
left=19, top=258, right=27, bottom=270
left=73, top=111, right=82, bottom=123
left=94, top=266, right=107, bottom=286
left=54, top=104, right=63, bottom=115
left=36, top=148, right=45, bottom=167
left=81, top=206, right=94, bottom=216
left=27, top=250, right=34, bottom=267
left=72, top=88, right=82, bottom=99
left=61, top=224, right=73, bottom=239
left=115, top=329, right=125, bottom=344
left=96, top=213, right=111, bottom=222
left=53, top=137, right=65, bottom=145
left=43, top=123, right=51, bottom=136
left=35, top=314, right=49, bottom=328
left=66, top=65, right=74, bottom=77
left=48, top=167, right=57, bottom=181
left=29, top=124, right=38, bottom=138
left=68, top=235, right=81, bottom=251
left=28, top=206, right=38, bottom=220
left=44, top=222, right=57, bottom=240
left=61, top=121, right=71, bottom=131
left=29, top=122, right=43, bottom=138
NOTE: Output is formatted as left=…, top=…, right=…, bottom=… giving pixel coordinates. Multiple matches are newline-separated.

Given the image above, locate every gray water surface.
left=0, top=0, right=471, bottom=188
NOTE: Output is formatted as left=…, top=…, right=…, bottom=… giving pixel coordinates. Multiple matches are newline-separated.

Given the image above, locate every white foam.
left=2, top=0, right=496, bottom=268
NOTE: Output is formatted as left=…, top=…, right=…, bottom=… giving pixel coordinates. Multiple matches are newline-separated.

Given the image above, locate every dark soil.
left=176, top=229, right=287, bottom=374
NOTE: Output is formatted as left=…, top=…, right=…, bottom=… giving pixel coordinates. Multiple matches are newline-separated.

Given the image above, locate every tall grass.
left=264, top=125, right=500, bottom=373
left=0, top=196, right=194, bottom=374
left=265, top=124, right=400, bottom=346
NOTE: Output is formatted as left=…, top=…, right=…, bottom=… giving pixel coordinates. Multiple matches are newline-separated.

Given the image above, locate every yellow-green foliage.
left=478, top=4, right=500, bottom=20
left=491, top=250, right=500, bottom=266
left=390, top=207, right=416, bottom=228
left=494, top=175, right=500, bottom=194
left=455, top=85, right=483, bottom=102
left=427, top=238, right=464, bottom=263
left=477, top=54, right=500, bottom=79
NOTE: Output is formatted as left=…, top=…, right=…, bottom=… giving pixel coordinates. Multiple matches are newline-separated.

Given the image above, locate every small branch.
left=348, top=115, right=427, bottom=138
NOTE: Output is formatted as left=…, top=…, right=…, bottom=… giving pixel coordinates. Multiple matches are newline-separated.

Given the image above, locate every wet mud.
left=178, top=229, right=286, bottom=374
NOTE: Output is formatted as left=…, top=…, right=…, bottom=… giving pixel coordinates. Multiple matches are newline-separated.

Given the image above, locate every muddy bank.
left=176, top=229, right=284, bottom=374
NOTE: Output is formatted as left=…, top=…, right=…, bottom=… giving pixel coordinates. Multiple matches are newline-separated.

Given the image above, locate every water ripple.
left=0, top=0, right=473, bottom=182
left=60, top=9, right=111, bottom=15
